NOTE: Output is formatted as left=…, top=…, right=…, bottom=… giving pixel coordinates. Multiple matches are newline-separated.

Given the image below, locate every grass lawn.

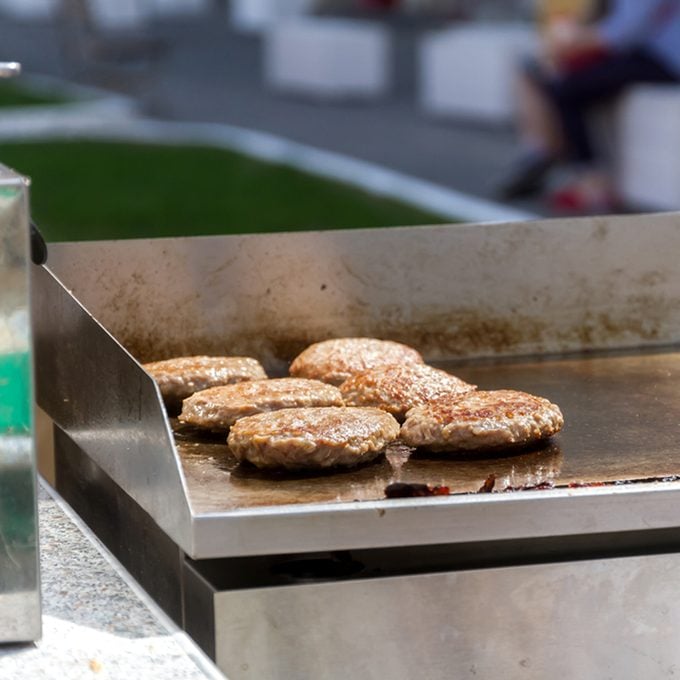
left=0, top=140, right=448, bottom=242
left=0, top=81, right=70, bottom=108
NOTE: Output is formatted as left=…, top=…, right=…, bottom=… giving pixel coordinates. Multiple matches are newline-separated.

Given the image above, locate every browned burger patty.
left=179, top=378, right=344, bottom=430
left=228, top=406, right=400, bottom=470
left=340, top=363, right=476, bottom=420
left=143, top=355, right=267, bottom=406
left=289, top=338, right=424, bottom=386
left=400, top=389, right=563, bottom=452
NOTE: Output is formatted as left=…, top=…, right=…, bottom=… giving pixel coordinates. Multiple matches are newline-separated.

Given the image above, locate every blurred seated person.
left=360, top=0, right=399, bottom=8
left=499, top=0, right=680, bottom=212
left=537, top=0, right=600, bottom=26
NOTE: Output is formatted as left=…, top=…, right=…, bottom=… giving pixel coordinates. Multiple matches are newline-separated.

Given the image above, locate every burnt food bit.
left=400, top=389, right=563, bottom=453
left=478, top=474, right=496, bottom=493
left=289, top=337, right=424, bottom=386
left=384, top=482, right=450, bottom=498
left=228, top=406, right=400, bottom=471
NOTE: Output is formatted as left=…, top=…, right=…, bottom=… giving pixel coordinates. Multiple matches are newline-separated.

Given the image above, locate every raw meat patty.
left=340, top=363, right=476, bottom=420
left=289, top=338, right=424, bottom=386
left=143, top=355, right=267, bottom=406
left=400, top=389, right=563, bottom=452
left=228, top=406, right=400, bottom=470
left=179, top=378, right=344, bottom=430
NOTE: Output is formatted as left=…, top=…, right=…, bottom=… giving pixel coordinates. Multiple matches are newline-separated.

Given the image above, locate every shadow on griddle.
left=228, top=440, right=414, bottom=482
left=407, top=436, right=561, bottom=462
left=171, top=419, right=228, bottom=443
left=163, top=401, right=186, bottom=418
left=396, top=440, right=564, bottom=495
left=229, top=453, right=391, bottom=482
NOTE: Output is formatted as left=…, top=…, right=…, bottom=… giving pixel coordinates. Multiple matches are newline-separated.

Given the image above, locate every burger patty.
left=289, top=337, right=424, bottom=386
left=179, top=378, right=344, bottom=430
left=143, top=355, right=267, bottom=406
left=340, top=363, right=476, bottom=420
left=400, top=389, right=564, bottom=452
left=228, top=406, right=400, bottom=470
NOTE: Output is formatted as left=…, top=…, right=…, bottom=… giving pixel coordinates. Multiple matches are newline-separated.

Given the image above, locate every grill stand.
left=36, top=214, right=680, bottom=678
left=55, top=426, right=680, bottom=680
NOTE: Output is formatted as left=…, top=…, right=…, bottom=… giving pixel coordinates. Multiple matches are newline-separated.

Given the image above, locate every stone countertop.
left=0, top=480, right=225, bottom=680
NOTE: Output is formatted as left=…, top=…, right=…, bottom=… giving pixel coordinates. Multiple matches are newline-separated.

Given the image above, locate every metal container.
left=0, top=162, right=40, bottom=642
left=33, top=211, right=680, bottom=678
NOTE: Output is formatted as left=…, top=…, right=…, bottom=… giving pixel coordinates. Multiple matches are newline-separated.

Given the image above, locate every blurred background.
left=0, top=0, right=677, bottom=242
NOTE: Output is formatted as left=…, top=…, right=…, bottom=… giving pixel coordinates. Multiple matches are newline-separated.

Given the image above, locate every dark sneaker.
left=495, top=152, right=554, bottom=200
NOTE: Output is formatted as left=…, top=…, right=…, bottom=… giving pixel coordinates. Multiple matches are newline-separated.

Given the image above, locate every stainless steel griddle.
left=32, top=212, right=680, bottom=679
left=176, top=350, right=680, bottom=511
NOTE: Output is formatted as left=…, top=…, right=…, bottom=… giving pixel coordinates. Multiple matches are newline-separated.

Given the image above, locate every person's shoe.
left=548, top=184, right=621, bottom=215
left=495, top=152, right=554, bottom=200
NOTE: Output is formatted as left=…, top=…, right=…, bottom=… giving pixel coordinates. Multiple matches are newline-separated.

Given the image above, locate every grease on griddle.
left=569, top=474, right=680, bottom=488
left=502, top=480, right=555, bottom=492
left=384, top=474, right=562, bottom=499
left=487, top=474, right=680, bottom=494
left=385, top=474, right=680, bottom=500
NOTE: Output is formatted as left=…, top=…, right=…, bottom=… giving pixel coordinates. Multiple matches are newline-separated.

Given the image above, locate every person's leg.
left=537, top=50, right=678, bottom=211
left=546, top=50, right=678, bottom=164
left=500, top=50, right=678, bottom=202
left=515, top=67, right=565, bottom=158
left=496, top=58, right=565, bottom=200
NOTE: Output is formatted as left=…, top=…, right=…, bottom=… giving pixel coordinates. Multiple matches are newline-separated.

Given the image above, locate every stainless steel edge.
left=44, top=212, right=680, bottom=366
left=31, top=265, right=195, bottom=554
left=213, top=551, right=680, bottom=679
left=37, top=212, right=680, bottom=560
left=0, top=164, right=40, bottom=641
left=0, top=62, right=21, bottom=78
left=191, top=482, right=680, bottom=559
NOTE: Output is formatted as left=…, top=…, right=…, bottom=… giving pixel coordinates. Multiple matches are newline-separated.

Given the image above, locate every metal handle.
left=30, top=223, right=47, bottom=266
left=0, top=63, right=21, bottom=78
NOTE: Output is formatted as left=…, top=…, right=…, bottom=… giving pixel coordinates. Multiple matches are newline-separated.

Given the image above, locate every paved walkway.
left=0, top=9, right=538, bottom=217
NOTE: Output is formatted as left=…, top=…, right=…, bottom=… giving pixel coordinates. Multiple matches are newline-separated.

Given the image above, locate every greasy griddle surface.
left=178, top=350, right=680, bottom=514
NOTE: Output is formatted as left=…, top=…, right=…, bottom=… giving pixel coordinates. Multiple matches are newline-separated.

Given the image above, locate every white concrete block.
left=618, top=85, right=680, bottom=209
left=620, top=154, right=680, bottom=210
left=622, top=90, right=680, bottom=150
left=0, top=0, right=57, bottom=19
left=87, top=0, right=153, bottom=30
left=265, top=18, right=391, bottom=99
left=419, top=23, right=537, bottom=123
left=151, top=0, right=210, bottom=16
left=230, top=0, right=313, bottom=33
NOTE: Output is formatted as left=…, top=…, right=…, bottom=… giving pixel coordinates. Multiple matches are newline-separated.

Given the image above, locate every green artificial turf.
left=0, top=140, right=448, bottom=241
left=0, top=81, right=70, bottom=108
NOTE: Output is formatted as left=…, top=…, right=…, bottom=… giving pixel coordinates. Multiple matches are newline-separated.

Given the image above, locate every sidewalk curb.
left=0, top=83, right=536, bottom=224
left=0, top=74, right=139, bottom=128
